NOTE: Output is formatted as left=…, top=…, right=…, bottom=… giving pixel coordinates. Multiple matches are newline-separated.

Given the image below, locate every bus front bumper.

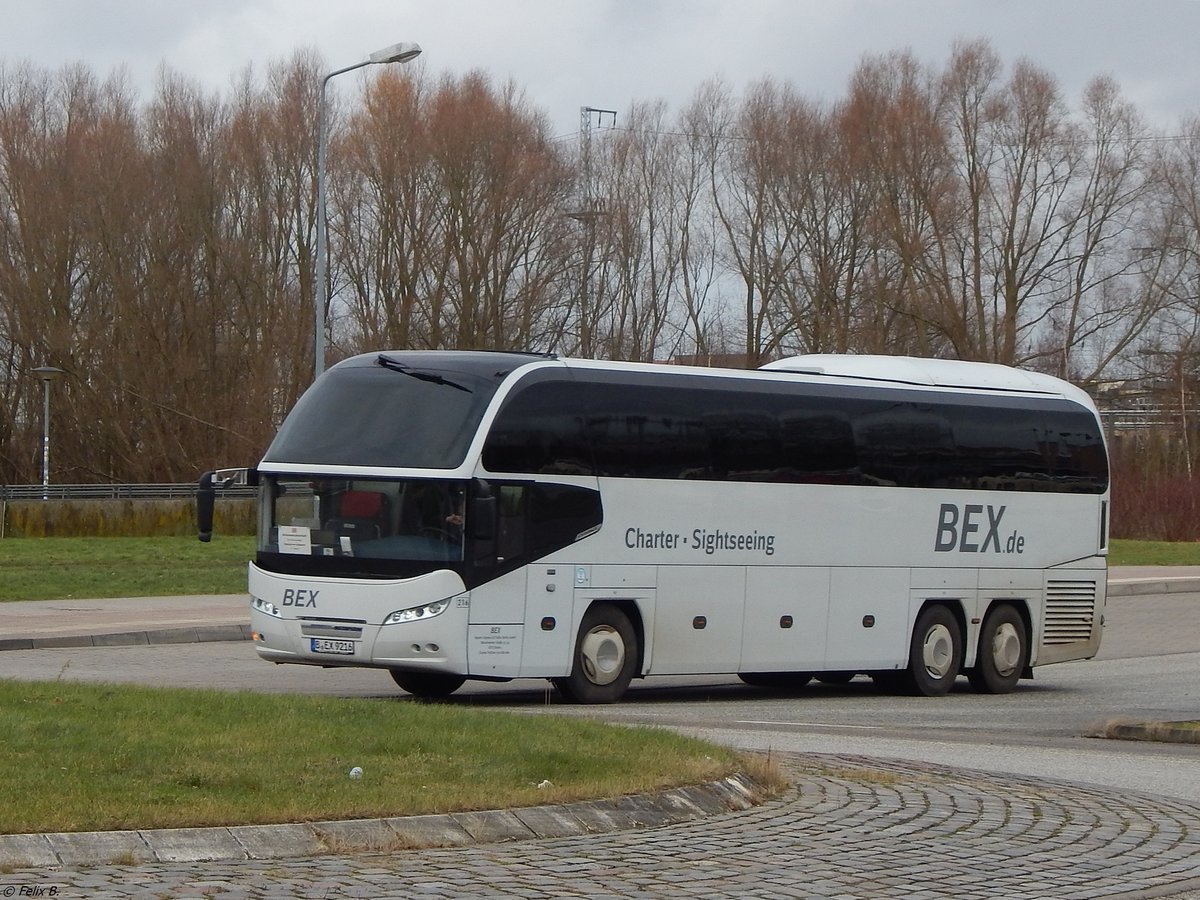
left=250, top=605, right=469, bottom=675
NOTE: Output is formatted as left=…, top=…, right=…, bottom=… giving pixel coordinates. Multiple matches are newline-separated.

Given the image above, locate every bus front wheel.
left=554, top=603, right=638, bottom=704
left=390, top=669, right=466, bottom=699
left=903, top=604, right=963, bottom=696
left=968, top=604, right=1028, bottom=694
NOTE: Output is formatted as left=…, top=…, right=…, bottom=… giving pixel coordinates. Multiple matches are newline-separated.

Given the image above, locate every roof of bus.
left=762, top=354, right=1053, bottom=390
left=567, top=353, right=1097, bottom=409
left=337, top=349, right=1095, bottom=409
left=765, top=354, right=1093, bottom=406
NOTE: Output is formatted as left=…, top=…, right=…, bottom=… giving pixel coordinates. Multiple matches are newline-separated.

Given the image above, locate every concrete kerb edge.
left=0, top=625, right=253, bottom=652
left=0, top=772, right=772, bottom=870
left=1106, top=577, right=1200, bottom=597
left=1104, top=723, right=1200, bottom=744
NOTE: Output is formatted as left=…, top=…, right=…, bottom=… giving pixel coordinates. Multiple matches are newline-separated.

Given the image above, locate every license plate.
left=311, top=638, right=355, bottom=655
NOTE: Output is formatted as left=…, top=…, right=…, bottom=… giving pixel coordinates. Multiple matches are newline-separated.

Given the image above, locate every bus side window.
left=486, top=482, right=603, bottom=567
left=496, top=485, right=528, bottom=561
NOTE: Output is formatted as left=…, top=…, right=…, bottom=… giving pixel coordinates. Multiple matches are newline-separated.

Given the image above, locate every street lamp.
left=314, top=41, right=422, bottom=381
left=32, top=365, right=64, bottom=499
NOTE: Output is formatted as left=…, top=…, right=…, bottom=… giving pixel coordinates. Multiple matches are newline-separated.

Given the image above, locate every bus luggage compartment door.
left=649, top=567, right=744, bottom=675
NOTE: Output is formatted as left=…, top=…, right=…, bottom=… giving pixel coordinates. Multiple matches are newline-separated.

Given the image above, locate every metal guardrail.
left=0, top=483, right=257, bottom=501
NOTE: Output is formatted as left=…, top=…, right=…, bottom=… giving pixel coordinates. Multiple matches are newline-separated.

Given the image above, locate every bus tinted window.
left=487, top=481, right=603, bottom=575
left=586, top=384, right=710, bottom=479
left=950, top=404, right=1047, bottom=490
left=265, top=363, right=499, bottom=469
left=481, top=370, right=1107, bottom=493
left=1046, top=408, right=1109, bottom=491
left=851, top=402, right=956, bottom=487
left=778, top=407, right=859, bottom=482
left=481, top=378, right=594, bottom=476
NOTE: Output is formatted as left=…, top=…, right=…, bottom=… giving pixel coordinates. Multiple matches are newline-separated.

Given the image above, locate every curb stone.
left=0, top=624, right=253, bottom=652
left=0, top=772, right=774, bottom=870
left=1106, top=576, right=1200, bottom=596
left=1105, top=722, right=1200, bottom=744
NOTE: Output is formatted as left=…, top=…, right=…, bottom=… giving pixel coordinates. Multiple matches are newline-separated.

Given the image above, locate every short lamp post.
left=314, top=41, right=422, bottom=381
left=32, top=365, right=65, bottom=499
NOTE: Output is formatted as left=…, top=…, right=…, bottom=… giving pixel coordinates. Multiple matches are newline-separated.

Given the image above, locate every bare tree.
left=580, top=101, right=683, bottom=360
left=672, top=83, right=727, bottom=358
left=337, top=70, right=572, bottom=355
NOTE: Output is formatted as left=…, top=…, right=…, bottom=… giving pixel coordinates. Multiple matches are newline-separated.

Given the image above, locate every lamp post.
left=32, top=365, right=64, bottom=499
left=314, top=41, right=422, bottom=381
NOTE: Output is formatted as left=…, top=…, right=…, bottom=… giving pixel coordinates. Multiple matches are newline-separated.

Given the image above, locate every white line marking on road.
left=736, top=720, right=882, bottom=730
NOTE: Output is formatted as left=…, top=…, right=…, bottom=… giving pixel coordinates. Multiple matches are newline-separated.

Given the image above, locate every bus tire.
left=968, top=603, right=1028, bottom=694
left=554, top=603, right=638, bottom=704
left=870, top=671, right=906, bottom=693
left=904, top=604, right=962, bottom=696
left=739, top=672, right=813, bottom=689
left=389, top=669, right=466, bottom=699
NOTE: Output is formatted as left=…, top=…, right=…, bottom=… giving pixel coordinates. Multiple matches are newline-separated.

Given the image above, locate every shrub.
left=1109, top=467, right=1200, bottom=542
left=1, top=498, right=255, bottom=538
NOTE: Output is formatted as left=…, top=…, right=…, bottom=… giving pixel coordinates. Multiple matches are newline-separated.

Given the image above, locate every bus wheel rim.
left=921, top=624, right=954, bottom=680
left=580, top=625, right=624, bottom=685
left=991, top=622, right=1021, bottom=677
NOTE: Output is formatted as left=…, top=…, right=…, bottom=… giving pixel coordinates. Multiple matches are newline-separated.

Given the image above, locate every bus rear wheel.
left=554, top=603, right=638, bottom=704
left=389, top=669, right=466, bottom=699
left=903, top=604, right=963, bottom=696
left=968, top=603, right=1028, bottom=694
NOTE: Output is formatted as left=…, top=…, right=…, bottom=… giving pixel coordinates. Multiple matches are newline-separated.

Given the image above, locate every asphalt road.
left=1, top=590, right=1197, bottom=808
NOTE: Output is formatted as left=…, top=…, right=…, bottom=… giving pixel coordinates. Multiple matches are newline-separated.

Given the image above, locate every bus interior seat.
left=397, top=490, right=426, bottom=534
left=328, top=489, right=390, bottom=539
left=398, top=485, right=451, bottom=534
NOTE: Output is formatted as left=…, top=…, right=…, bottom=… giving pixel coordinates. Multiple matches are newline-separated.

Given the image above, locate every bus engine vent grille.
left=1043, top=580, right=1097, bottom=644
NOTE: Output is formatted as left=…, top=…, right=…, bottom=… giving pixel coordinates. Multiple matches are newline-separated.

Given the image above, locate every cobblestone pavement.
left=3, top=755, right=1199, bottom=899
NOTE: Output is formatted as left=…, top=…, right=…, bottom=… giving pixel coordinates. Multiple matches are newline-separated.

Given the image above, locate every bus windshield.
left=262, top=356, right=502, bottom=469
left=259, top=476, right=466, bottom=565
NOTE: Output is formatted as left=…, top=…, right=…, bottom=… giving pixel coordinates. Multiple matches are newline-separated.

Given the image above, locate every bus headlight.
left=253, top=597, right=283, bottom=618
left=383, top=598, right=452, bottom=626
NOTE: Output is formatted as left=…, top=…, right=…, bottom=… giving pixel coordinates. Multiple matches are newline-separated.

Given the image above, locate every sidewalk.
left=0, top=594, right=250, bottom=651
left=1, top=568, right=1196, bottom=651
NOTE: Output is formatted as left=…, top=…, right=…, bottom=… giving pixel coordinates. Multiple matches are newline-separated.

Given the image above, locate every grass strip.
left=0, top=536, right=255, bottom=601
left=1106, top=540, right=1200, bottom=567
left=0, top=679, right=738, bottom=834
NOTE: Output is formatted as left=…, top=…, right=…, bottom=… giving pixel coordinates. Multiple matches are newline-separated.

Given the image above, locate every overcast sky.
left=4, top=0, right=1200, bottom=137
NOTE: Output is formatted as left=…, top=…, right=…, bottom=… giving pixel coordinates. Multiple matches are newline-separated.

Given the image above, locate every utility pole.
left=567, top=106, right=616, bottom=356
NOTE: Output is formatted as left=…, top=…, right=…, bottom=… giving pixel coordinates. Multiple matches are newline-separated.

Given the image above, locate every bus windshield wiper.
left=377, top=355, right=472, bottom=392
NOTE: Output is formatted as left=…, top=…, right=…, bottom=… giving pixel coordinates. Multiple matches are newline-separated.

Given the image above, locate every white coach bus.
left=198, top=351, right=1109, bottom=703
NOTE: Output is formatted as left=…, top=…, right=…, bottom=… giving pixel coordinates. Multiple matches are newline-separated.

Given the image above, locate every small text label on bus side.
left=624, top=526, right=776, bottom=556
left=934, top=503, right=1025, bottom=554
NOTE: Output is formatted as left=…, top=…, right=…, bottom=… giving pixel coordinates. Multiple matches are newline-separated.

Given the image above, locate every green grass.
left=1108, top=539, right=1200, bottom=567
left=0, top=679, right=741, bottom=834
left=0, top=536, right=255, bottom=601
